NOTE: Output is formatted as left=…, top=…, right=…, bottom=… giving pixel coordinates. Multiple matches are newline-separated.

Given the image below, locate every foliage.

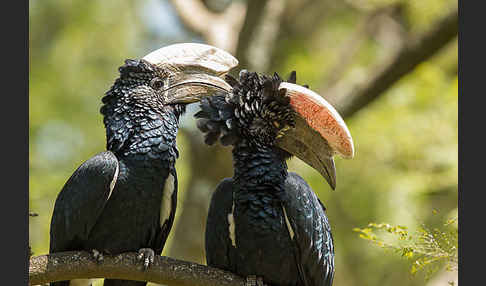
left=29, top=1, right=457, bottom=286
left=354, top=214, right=458, bottom=282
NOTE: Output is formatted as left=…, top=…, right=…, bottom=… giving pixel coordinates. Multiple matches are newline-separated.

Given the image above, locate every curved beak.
left=276, top=82, right=354, bottom=190
left=142, top=43, right=238, bottom=104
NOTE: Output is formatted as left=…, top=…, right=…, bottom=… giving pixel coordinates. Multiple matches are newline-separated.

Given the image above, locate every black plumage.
left=196, top=70, right=335, bottom=286
left=50, top=60, right=181, bottom=286
left=48, top=42, right=238, bottom=286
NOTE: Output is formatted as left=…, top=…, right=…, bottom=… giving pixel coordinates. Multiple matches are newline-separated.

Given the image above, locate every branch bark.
left=241, top=0, right=287, bottom=72
left=322, top=4, right=406, bottom=89
left=168, top=0, right=275, bottom=72
left=29, top=251, right=245, bottom=286
left=234, top=0, right=270, bottom=71
left=328, top=8, right=458, bottom=118
left=168, top=0, right=246, bottom=53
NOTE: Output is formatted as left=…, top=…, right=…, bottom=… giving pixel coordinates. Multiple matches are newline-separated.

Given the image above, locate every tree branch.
left=242, top=0, right=287, bottom=72
left=327, top=7, right=458, bottom=118
left=322, top=4, right=407, bottom=89
left=168, top=0, right=246, bottom=53
left=233, top=0, right=270, bottom=71
left=29, top=251, right=245, bottom=286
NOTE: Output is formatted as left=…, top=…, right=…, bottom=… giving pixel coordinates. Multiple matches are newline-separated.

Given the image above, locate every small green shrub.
left=354, top=215, right=457, bottom=282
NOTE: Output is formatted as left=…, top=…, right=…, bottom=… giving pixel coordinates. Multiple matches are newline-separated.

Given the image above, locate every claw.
left=246, top=275, right=266, bottom=286
left=246, top=275, right=257, bottom=286
left=137, top=248, right=155, bottom=270
left=91, top=249, right=104, bottom=264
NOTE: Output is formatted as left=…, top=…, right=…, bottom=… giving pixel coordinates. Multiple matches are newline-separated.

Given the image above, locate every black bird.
left=49, top=43, right=238, bottom=286
left=196, top=70, right=354, bottom=286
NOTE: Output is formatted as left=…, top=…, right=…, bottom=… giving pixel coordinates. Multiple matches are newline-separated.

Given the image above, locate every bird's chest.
left=115, top=162, right=169, bottom=203
left=234, top=195, right=284, bottom=235
left=230, top=193, right=297, bottom=281
left=93, top=161, right=175, bottom=236
left=234, top=202, right=291, bottom=249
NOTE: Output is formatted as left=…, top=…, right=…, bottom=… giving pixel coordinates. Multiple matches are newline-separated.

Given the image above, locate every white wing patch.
left=69, top=279, right=93, bottom=286
left=227, top=199, right=236, bottom=247
left=107, top=161, right=119, bottom=200
left=282, top=205, right=295, bottom=240
left=160, top=174, right=175, bottom=227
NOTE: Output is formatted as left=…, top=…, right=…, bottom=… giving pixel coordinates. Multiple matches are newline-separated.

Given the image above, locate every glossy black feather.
left=50, top=59, right=182, bottom=286
left=205, top=178, right=235, bottom=270
left=205, top=172, right=334, bottom=286
left=199, top=71, right=335, bottom=286
left=283, top=173, right=334, bottom=286
left=50, top=151, right=119, bottom=253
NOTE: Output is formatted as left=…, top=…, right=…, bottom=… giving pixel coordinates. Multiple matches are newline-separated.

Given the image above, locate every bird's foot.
left=137, top=248, right=155, bottom=270
left=246, top=275, right=266, bottom=286
left=91, top=249, right=104, bottom=264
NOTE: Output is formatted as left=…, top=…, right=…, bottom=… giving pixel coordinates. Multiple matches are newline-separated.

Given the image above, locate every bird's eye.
left=150, top=78, right=164, bottom=90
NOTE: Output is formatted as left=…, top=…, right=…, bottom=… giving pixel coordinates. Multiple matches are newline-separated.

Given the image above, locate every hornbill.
left=196, top=70, right=354, bottom=286
left=49, top=43, right=238, bottom=286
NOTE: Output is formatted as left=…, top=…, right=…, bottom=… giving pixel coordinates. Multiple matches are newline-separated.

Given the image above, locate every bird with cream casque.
left=196, top=69, right=354, bottom=286
left=48, top=43, right=238, bottom=286
left=48, top=42, right=354, bottom=286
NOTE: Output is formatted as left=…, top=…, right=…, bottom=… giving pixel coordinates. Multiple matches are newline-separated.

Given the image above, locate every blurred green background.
left=29, top=0, right=457, bottom=285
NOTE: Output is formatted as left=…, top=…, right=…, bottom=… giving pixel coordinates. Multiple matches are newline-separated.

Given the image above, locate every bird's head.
left=101, top=43, right=238, bottom=118
left=100, top=43, right=238, bottom=154
left=196, top=70, right=354, bottom=189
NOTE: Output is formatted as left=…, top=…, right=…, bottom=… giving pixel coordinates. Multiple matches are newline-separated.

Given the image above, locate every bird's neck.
left=232, top=142, right=288, bottom=200
left=103, top=103, right=180, bottom=166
